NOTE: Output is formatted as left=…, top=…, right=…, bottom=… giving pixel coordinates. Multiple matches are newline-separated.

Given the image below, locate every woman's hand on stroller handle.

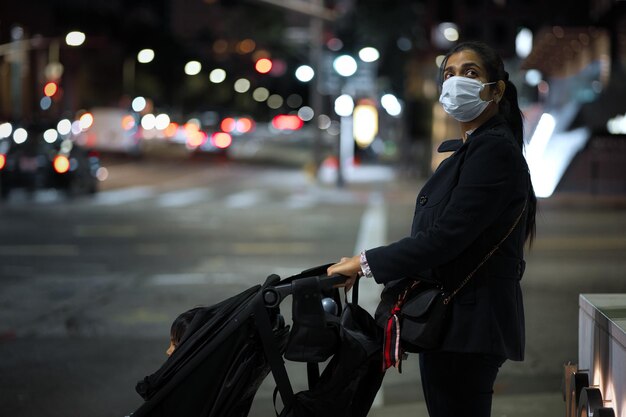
left=327, top=256, right=361, bottom=291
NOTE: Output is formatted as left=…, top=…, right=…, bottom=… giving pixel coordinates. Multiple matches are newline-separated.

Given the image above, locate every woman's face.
left=442, top=49, right=493, bottom=101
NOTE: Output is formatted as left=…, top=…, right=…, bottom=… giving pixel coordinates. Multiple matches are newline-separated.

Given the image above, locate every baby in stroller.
left=165, top=307, right=202, bottom=357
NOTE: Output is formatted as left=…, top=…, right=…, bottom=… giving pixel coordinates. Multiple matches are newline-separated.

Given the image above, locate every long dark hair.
left=440, top=41, right=537, bottom=245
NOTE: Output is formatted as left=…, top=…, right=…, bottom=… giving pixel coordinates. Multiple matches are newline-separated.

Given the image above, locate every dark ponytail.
left=500, top=77, right=525, bottom=149
left=440, top=41, right=536, bottom=245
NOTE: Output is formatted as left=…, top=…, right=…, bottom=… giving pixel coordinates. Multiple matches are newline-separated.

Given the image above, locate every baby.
left=166, top=307, right=203, bottom=356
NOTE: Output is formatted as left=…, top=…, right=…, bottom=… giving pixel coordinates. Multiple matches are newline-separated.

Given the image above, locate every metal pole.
left=310, top=0, right=324, bottom=177
left=337, top=113, right=353, bottom=187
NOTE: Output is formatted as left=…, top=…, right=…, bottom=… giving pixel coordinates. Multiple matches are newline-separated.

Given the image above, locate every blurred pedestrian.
left=327, top=41, right=537, bottom=417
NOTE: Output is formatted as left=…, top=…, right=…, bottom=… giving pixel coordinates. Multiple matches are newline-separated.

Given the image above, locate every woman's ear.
left=495, top=80, right=507, bottom=103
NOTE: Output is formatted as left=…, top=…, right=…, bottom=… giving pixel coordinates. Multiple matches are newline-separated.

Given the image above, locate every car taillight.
left=211, top=132, right=232, bottom=149
left=0, top=154, right=5, bottom=170
left=186, top=131, right=207, bottom=148
left=53, top=155, right=70, bottom=174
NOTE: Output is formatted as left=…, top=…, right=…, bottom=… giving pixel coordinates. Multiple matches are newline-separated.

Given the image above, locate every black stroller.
left=131, top=264, right=384, bottom=417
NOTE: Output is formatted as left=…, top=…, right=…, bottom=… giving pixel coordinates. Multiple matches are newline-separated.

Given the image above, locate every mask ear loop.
left=481, top=81, right=498, bottom=104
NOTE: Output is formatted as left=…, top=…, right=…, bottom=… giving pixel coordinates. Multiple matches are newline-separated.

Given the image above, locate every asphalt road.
left=1, top=155, right=625, bottom=417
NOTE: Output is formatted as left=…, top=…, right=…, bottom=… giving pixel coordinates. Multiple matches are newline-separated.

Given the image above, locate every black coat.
left=366, top=115, right=531, bottom=361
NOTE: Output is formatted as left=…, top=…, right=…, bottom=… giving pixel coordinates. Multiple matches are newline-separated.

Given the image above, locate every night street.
left=2, top=1, right=626, bottom=415
left=1, top=157, right=625, bottom=416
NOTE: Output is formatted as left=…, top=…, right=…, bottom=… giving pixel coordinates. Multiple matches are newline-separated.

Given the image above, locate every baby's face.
left=166, top=339, right=176, bottom=356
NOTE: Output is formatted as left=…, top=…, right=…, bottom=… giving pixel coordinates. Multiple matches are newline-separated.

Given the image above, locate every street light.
left=65, top=31, right=85, bottom=47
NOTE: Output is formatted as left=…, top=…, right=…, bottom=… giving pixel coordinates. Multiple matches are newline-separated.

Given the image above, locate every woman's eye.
left=465, top=69, right=478, bottom=77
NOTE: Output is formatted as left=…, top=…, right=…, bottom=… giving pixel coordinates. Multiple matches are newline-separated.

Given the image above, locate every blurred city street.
left=1, top=0, right=626, bottom=416
left=0, top=154, right=625, bottom=417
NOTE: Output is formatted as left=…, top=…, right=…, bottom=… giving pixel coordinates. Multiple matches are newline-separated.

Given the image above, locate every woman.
left=327, top=41, right=537, bottom=417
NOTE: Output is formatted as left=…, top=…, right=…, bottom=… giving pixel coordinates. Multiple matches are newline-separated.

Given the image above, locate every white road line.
left=353, top=191, right=387, bottom=314
left=223, top=190, right=264, bottom=208
left=148, top=273, right=212, bottom=286
left=157, top=188, right=212, bottom=207
left=91, top=186, right=155, bottom=206
left=354, top=191, right=387, bottom=407
left=285, top=194, right=316, bottom=209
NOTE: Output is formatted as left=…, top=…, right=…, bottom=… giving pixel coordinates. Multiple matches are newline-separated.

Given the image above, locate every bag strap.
left=351, top=275, right=360, bottom=305
left=254, top=297, right=294, bottom=410
left=444, top=198, right=528, bottom=305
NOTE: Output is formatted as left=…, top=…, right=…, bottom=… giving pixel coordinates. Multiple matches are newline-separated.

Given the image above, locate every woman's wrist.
left=359, top=251, right=374, bottom=279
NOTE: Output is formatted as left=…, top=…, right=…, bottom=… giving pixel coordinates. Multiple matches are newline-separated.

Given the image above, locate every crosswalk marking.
left=2, top=183, right=367, bottom=210
left=223, top=190, right=265, bottom=208
left=92, top=186, right=155, bottom=205
left=157, top=188, right=212, bottom=207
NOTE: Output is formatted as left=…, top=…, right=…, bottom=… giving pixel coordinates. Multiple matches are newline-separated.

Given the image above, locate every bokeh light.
left=209, top=68, right=227, bottom=83
left=132, top=96, right=147, bottom=112
left=358, top=47, right=380, bottom=62
left=333, top=55, right=357, bottom=77
left=295, top=65, right=315, bottom=82
left=185, top=61, right=202, bottom=75
left=13, top=128, right=28, bottom=144
left=43, top=129, right=59, bottom=143
left=255, top=58, right=273, bottom=74
left=252, top=87, right=270, bottom=102
left=137, top=49, right=155, bottom=64
left=57, top=119, right=72, bottom=135
left=298, top=106, right=314, bottom=121
left=267, top=94, right=284, bottom=109
left=234, top=78, right=251, bottom=93
left=65, top=31, right=86, bottom=46
left=286, top=94, right=303, bottom=108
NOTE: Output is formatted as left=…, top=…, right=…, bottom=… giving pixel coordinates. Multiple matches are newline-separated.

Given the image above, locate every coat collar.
left=437, top=114, right=508, bottom=153
left=437, top=139, right=463, bottom=153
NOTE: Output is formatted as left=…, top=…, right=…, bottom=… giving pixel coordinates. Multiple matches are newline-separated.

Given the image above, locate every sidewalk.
left=368, top=392, right=563, bottom=417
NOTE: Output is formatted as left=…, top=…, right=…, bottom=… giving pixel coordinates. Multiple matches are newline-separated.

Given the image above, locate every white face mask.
left=439, top=76, right=495, bottom=122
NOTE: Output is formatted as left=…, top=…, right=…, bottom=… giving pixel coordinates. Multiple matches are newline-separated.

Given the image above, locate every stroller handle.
left=262, top=274, right=347, bottom=308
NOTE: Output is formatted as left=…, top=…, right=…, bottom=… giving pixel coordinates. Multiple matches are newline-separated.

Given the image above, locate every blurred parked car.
left=0, top=122, right=100, bottom=200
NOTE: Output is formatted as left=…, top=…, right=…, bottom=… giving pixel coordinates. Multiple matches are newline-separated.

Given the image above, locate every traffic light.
left=43, top=81, right=59, bottom=97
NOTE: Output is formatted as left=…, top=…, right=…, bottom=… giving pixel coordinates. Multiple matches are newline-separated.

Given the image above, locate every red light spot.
left=44, top=82, right=58, bottom=97
left=220, top=117, right=237, bottom=133
left=255, top=58, right=272, bottom=74
left=211, top=132, right=232, bottom=149
left=272, top=115, right=303, bottom=131
left=0, top=154, right=5, bottom=170
left=53, top=155, right=70, bottom=174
